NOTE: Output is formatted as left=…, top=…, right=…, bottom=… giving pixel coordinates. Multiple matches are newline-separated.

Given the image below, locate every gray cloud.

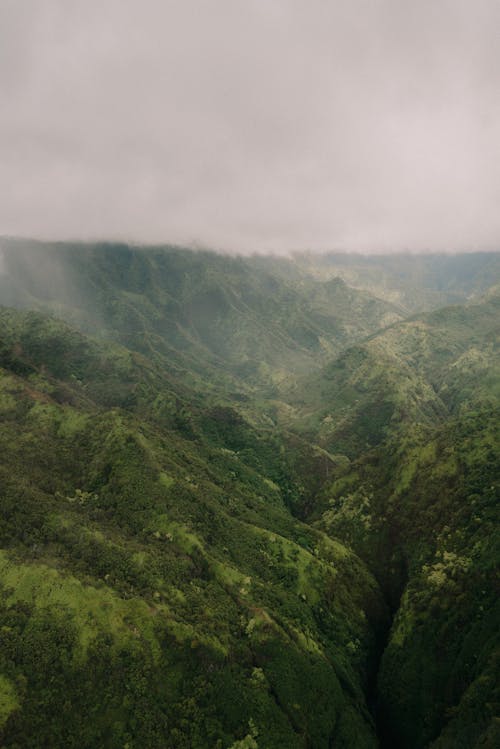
left=0, top=0, right=499, bottom=252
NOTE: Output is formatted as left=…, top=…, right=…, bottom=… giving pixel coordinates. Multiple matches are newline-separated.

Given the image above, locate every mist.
left=1, top=1, right=499, bottom=253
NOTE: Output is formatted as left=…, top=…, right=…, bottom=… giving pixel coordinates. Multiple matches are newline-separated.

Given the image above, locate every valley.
left=0, top=240, right=498, bottom=748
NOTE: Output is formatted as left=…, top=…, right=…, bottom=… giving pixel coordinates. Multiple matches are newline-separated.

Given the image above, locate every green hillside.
left=0, top=307, right=388, bottom=748
left=285, top=291, right=499, bottom=453
left=0, top=241, right=498, bottom=748
left=0, top=240, right=402, bottom=390
left=309, top=292, right=500, bottom=747
left=255, top=252, right=500, bottom=312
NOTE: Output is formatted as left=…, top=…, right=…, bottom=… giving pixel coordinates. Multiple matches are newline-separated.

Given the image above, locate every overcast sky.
left=0, top=1, right=499, bottom=253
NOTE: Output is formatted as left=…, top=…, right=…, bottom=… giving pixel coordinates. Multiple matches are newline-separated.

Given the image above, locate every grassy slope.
left=0, top=308, right=387, bottom=748
left=286, top=291, right=499, bottom=457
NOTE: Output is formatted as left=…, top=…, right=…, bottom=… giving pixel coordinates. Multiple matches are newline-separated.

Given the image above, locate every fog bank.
left=1, top=1, right=499, bottom=253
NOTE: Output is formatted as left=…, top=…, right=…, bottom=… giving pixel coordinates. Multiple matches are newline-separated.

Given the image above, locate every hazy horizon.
left=1, top=1, right=499, bottom=253
left=3, top=234, right=500, bottom=261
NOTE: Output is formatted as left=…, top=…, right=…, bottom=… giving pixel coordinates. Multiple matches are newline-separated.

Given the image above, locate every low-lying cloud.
left=0, top=0, right=499, bottom=253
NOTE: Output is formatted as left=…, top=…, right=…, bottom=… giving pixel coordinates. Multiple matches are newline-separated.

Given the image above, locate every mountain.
left=286, top=290, right=499, bottom=456
left=0, top=307, right=387, bottom=748
left=0, top=240, right=498, bottom=748
left=0, top=239, right=402, bottom=391
left=252, top=251, right=500, bottom=313
left=305, top=291, right=500, bottom=747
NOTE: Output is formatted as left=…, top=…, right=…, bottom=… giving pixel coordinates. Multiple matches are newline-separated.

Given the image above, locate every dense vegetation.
left=309, top=294, right=500, bottom=747
left=0, top=240, right=498, bottom=748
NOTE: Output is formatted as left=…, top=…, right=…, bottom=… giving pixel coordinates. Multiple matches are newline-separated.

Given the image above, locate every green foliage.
left=0, top=242, right=498, bottom=747
left=0, top=306, right=386, bottom=747
left=315, top=342, right=500, bottom=747
left=0, top=239, right=405, bottom=392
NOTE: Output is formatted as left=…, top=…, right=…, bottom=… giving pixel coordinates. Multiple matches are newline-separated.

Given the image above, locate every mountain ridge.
left=0, top=241, right=498, bottom=748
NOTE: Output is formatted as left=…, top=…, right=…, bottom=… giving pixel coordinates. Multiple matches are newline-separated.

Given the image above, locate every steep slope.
left=306, top=293, right=500, bottom=748
left=286, top=291, right=499, bottom=457
left=0, top=239, right=402, bottom=390
left=318, top=409, right=499, bottom=748
left=0, top=246, right=498, bottom=748
left=0, top=307, right=387, bottom=748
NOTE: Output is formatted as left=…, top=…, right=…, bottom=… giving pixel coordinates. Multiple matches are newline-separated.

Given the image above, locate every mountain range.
left=0, top=239, right=498, bottom=748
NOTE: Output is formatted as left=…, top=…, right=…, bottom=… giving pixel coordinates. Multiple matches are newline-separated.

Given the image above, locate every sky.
left=0, top=0, right=499, bottom=253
